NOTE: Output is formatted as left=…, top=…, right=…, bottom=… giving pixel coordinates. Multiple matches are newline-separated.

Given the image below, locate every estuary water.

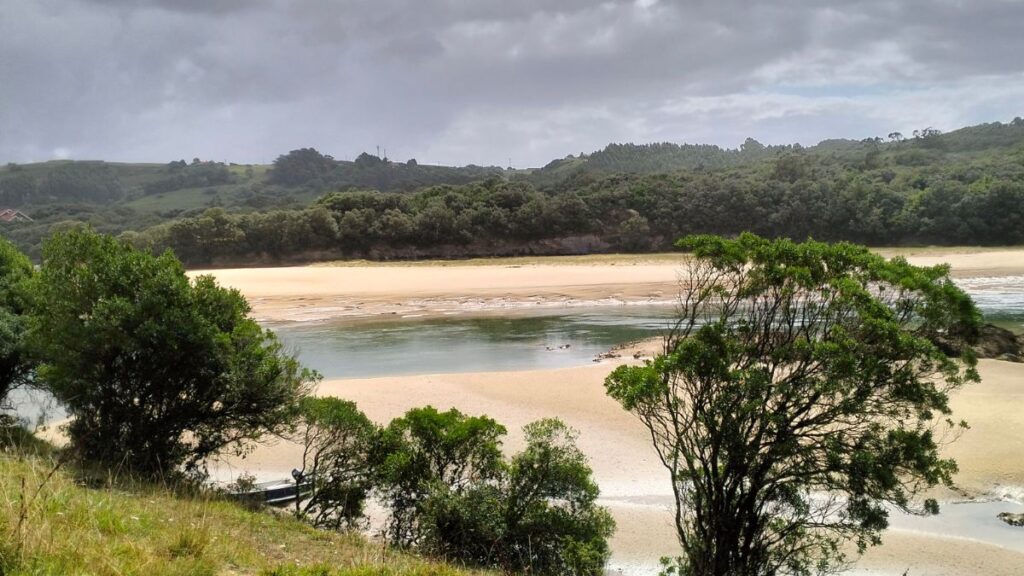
left=273, top=275, right=1024, bottom=380
left=9, top=276, right=1023, bottom=423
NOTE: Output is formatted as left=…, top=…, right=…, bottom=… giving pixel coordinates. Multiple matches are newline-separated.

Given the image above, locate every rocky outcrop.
left=973, top=324, right=1023, bottom=362
left=933, top=323, right=1023, bottom=363
left=997, top=512, right=1024, bottom=527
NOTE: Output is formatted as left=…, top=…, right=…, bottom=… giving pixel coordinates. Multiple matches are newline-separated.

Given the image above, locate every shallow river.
left=273, top=275, right=1024, bottom=380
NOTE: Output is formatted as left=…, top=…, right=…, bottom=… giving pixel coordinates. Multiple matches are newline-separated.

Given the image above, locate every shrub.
left=292, top=397, right=377, bottom=530
left=376, top=409, right=614, bottom=576
left=28, top=229, right=316, bottom=475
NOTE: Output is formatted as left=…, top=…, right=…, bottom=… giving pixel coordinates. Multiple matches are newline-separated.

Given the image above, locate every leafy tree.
left=419, top=419, right=615, bottom=576
left=617, top=212, right=652, bottom=252
left=375, top=406, right=506, bottom=546
left=0, top=237, right=35, bottom=410
left=605, top=233, right=980, bottom=576
left=268, top=148, right=336, bottom=186
left=28, top=229, right=315, bottom=475
left=292, top=397, right=377, bottom=530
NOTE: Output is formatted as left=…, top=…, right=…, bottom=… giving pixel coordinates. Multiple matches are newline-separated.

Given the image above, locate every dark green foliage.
left=5, top=118, right=1024, bottom=265
left=0, top=173, right=37, bottom=206
left=418, top=419, right=615, bottom=576
left=121, top=120, right=1024, bottom=266
left=605, top=234, right=980, bottom=576
left=143, top=162, right=233, bottom=195
left=293, top=397, right=377, bottom=530
left=36, top=162, right=124, bottom=204
left=375, top=406, right=507, bottom=547
left=27, top=229, right=315, bottom=475
left=269, top=148, right=337, bottom=187
left=0, top=237, right=35, bottom=409
left=374, top=408, right=613, bottom=575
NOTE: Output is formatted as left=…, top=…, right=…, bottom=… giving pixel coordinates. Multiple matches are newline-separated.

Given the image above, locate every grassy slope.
left=0, top=431, right=481, bottom=576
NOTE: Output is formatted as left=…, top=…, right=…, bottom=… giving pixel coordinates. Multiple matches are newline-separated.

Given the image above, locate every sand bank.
left=216, top=359, right=1024, bottom=575
left=195, top=248, right=1024, bottom=322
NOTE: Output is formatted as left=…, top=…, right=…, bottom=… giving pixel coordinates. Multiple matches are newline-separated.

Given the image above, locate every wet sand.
left=200, top=248, right=1024, bottom=573
left=196, top=248, right=1024, bottom=322
left=216, top=359, right=1024, bottom=575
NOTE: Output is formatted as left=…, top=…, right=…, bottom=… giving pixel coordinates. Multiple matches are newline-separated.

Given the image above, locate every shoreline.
left=212, top=358, right=1024, bottom=575
left=194, top=249, right=1024, bottom=574
left=195, top=248, right=1024, bottom=323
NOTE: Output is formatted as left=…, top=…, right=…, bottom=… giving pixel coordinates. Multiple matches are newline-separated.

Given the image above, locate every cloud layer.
left=2, top=0, right=1023, bottom=166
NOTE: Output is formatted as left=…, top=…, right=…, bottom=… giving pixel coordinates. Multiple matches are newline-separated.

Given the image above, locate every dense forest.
left=2, top=118, right=1024, bottom=265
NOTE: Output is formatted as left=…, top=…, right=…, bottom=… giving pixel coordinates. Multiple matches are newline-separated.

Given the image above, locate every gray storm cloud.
left=2, top=0, right=1023, bottom=166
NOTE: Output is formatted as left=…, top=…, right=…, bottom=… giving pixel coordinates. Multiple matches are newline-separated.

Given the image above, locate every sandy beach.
left=216, top=359, right=1024, bottom=575
left=200, top=247, right=1024, bottom=574
left=196, top=247, right=1024, bottom=322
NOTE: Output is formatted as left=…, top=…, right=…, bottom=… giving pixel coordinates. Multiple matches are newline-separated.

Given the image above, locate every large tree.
left=28, top=229, right=315, bottom=475
left=606, top=233, right=979, bottom=576
left=0, top=237, right=35, bottom=411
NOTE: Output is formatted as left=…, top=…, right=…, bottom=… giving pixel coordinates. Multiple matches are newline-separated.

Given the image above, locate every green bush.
left=376, top=409, right=614, bottom=576
left=292, top=397, right=377, bottom=530
left=27, top=229, right=316, bottom=475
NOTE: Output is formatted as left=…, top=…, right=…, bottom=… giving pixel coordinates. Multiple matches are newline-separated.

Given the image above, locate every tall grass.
left=0, top=432, right=485, bottom=576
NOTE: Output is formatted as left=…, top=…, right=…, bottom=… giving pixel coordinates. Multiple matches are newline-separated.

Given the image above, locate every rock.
left=997, top=512, right=1024, bottom=527
left=974, top=324, right=1024, bottom=361
left=933, top=323, right=1023, bottom=362
left=593, top=351, right=622, bottom=362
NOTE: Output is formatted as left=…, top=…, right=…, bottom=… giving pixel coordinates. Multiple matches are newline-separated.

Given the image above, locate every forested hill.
left=2, top=117, right=1024, bottom=263
left=520, top=119, right=1024, bottom=184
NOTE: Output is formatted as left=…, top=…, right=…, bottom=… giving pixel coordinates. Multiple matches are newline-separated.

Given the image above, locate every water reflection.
left=272, top=306, right=681, bottom=379
left=273, top=277, right=1024, bottom=380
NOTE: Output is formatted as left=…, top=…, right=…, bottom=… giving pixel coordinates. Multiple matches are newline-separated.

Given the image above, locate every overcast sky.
left=2, top=0, right=1023, bottom=167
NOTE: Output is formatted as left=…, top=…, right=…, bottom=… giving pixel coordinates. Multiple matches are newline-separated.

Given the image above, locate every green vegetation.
left=375, top=407, right=614, bottom=575
left=0, top=230, right=614, bottom=575
left=605, top=234, right=980, bottom=576
left=0, top=443, right=484, bottom=576
left=112, top=121, right=1024, bottom=265
left=417, top=419, right=615, bottom=576
left=375, top=407, right=508, bottom=547
left=293, top=397, right=377, bottom=530
left=4, top=119, right=1024, bottom=265
left=27, top=229, right=317, bottom=475
left=0, top=237, right=34, bottom=409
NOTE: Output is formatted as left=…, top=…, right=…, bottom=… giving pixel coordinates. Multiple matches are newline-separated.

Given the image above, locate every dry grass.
left=0, top=441, right=483, bottom=576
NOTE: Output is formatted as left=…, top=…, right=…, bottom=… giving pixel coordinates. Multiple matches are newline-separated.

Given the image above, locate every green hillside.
left=0, top=430, right=482, bottom=576
left=2, top=117, right=1024, bottom=263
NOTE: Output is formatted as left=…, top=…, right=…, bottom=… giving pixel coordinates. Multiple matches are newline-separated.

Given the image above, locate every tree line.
left=124, top=151, right=1024, bottom=266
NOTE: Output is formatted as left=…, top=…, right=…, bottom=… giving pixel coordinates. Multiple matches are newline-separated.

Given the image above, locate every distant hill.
left=517, top=118, right=1024, bottom=185
left=1, top=116, right=1023, bottom=261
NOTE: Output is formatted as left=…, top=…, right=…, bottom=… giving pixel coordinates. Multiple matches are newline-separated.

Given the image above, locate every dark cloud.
left=2, top=0, right=1023, bottom=166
